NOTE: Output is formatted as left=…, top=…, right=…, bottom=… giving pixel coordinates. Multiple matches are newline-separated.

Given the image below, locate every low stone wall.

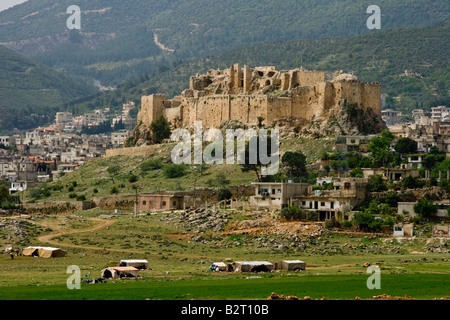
left=104, top=145, right=159, bottom=158
left=92, top=195, right=136, bottom=210
left=24, top=201, right=95, bottom=214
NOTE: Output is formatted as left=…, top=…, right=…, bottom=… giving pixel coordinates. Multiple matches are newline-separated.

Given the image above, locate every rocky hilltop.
left=131, top=66, right=387, bottom=145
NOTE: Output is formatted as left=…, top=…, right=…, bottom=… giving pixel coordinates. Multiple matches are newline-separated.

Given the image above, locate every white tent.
left=119, top=259, right=149, bottom=270
left=101, top=266, right=140, bottom=279
left=22, top=246, right=67, bottom=258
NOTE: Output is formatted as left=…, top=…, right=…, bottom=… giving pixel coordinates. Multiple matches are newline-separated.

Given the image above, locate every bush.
left=163, top=164, right=187, bottom=178
left=76, top=195, right=86, bottom=201
left=30, top=188, right=42, bottom=200
left=68, top=186, right=74, bottom=192
left=353, top=212, right=375, bottom=231
left=69, top=193, right=77, bottom=199
left=342, top=221, right=353, bottom=228
left=140, top=158, right=163, bottom=171
left=93, top=188, right=99, bottom=194
left=110, top=187, right=119, bottom=194
left=128, top=174, right=138, bottom=183
left=280, top=205, right=317, bottom=221
left=217, top=189, right=233, bottom=201
left=349, top=167, right=363, bottom=178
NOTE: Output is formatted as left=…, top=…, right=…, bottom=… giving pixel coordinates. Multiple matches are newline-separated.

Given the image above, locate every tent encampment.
left=101, top=266, right=140, bottom=279
left=119, top=259, right=149, bottom=270
left=22, top=246, right=67, bottom=258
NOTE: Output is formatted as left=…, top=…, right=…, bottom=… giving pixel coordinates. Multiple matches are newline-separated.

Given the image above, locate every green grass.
left=0, top=273, right=448, bottom=300
left=1, top=208, right=449, bottom=300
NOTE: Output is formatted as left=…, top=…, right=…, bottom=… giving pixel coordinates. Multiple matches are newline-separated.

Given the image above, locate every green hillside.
left=0, top=45, right=95, bottom=132
left=0, top=0, right=448, bottom=85
left=64, top=21, right=450, bottom=118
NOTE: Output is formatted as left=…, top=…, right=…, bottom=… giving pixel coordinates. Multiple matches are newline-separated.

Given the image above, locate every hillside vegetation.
left=0, top=0, right=448, bottom=85
left=0, top=45, right=95, bottom=132
left=63, top=21, right=450, bottom=119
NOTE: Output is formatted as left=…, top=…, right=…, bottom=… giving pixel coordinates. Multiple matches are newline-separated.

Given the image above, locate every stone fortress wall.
left=137, top=64, right=381, bottom=129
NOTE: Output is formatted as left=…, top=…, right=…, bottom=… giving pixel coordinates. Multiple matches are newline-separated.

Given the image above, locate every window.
left=330, top=202, right=334, bottom=209
left=344, top=182, right=351, bottom=190
left=301, top=201, right=306, bottom=206
left=277, top=189, right=281, bottom=194
left=173, top=201, right=177, bottom=206
left=321, top=202, right=325, bottom=207
left=142, top=201, right=147, bottom=205
left=272, top=189, right=275, bottom=195
left=162, top=201, right=167, bottom=206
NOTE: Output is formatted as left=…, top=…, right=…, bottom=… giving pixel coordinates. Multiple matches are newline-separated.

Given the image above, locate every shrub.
left=69, top=193, right=77, bottom=199
left=76, top=195, right=86, bottom=201
left=279, top=205, right=312, bottom=220
left=30, top=188, right=42, bottom=200
left=217, top=189, right=233, bottom=201
left=93, top=188, right=99, bottom=194
left=110, top=187, right=119, bottom=194
left=353, top=212, right=375, bottom=231
left=163, top=164, right=187, bottom=178
left=128, top=174, right=138, bottom=183
left=68, top=186, right=74, bottom=192
left=140, top=158, right=163, bottom=171
left=342, top=221, right=353, bottom=228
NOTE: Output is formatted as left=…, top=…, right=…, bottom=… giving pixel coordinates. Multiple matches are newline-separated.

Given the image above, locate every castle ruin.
left=137, top=64, right=381, bottom=130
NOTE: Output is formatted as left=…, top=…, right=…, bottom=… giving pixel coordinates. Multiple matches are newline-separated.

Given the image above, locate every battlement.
left=137, top=65, right=381, bottom=129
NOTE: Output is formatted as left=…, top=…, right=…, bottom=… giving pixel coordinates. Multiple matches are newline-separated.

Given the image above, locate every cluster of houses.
left=0, top=102, right=135, bottom=194
left=54, top=101, right=135, bottom=133
left=382, top=106, right=450, bottom=154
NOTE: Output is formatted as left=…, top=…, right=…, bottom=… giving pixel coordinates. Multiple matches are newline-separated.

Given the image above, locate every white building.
left=55, top=112, right=73, bottom=124
left=431, top=106, right=449, bottom=120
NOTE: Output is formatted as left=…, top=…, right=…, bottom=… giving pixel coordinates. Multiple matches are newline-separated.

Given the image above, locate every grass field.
left=0, top=208, right=449, bottom=300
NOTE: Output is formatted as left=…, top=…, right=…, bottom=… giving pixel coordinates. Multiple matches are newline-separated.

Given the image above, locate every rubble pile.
left=160, top=208, right=231, bottom=232
left=0, top=220, right=43, bottom=246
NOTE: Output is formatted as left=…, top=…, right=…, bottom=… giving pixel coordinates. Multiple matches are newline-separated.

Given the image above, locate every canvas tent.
left=101, top=266, right=140, bottom=279
left=275, top=260, right=306, bottom=271
left=119, top=259, right=149, bottom=270
left=22, top=246, right=67, bottom=258
left=228, top=261, right=274, bottom=273
left=210, top=262, right=227, bottom=272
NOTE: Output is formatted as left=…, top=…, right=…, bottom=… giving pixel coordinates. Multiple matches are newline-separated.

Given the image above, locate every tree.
left=414, top=198, right=437, bottom=220
left=369, top=130, right=394, bottom=167
left=107, top=164, right=121, bottom=183
left=349, top=167, right=363, bottom=178
left=394, top=138, right=417, bottom=155
left=150, top=115, right=171, bottom=144
left=402, top=175, right=424, bottom=189
left=217, top=189, right=233, bottom=201
left=240, top=134, right=277, bottom=182
left=369, top=175, right=387, bottom=192
left=353, top=212, right=375, bottom=231
left=281, top=151, right=307, bottom=178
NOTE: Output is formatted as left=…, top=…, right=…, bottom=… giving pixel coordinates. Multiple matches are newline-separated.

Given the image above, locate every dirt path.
left=153, top=33, right=175, bottom=52
left=36, top=218, right=116, bottom=248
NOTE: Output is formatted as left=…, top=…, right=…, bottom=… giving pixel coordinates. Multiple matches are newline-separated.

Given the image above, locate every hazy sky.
left=0, top=0, right=29, bottom=12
